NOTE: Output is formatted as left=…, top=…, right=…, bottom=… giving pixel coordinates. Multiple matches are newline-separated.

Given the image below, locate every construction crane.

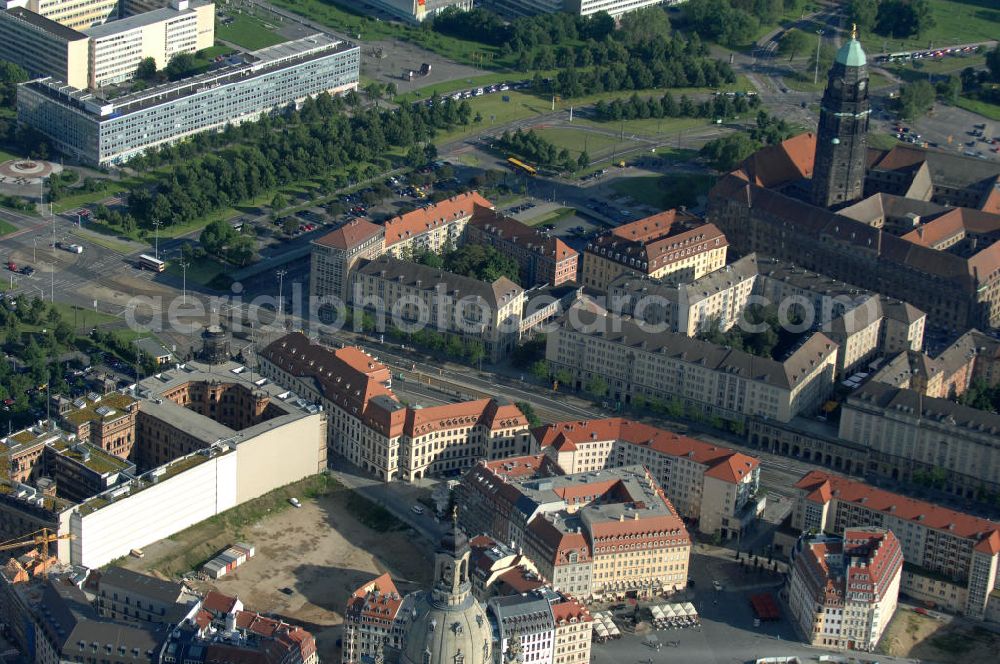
left=0, top=528, right=74, bottom=562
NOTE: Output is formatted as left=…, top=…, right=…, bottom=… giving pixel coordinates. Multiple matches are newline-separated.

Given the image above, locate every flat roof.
left=6, top=8, right=87, bottom=42
left=82, top=3, right=203, bottom=39
left=22, top=33, right=356, bottom=119
left=135, top=360, right=320, bottom=443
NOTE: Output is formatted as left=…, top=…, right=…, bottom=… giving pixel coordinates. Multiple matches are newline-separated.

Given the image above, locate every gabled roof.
left=312, top=218, right=382, bottom=251
left=468, top=205, right=578, bottom=262
left=795, top=470, right=1000, bottom=553
left=383, top=192, right=493, bottom=247
left=535, top=418, right=759, bottom=483
left=738, top=132, right=815, bottom=188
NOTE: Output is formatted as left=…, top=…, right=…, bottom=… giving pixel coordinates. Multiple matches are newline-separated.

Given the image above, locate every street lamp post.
left=179, top=260, right=188, bottom=306
left=814, top=29, right=825, bottom=85
left=276, top=269, right=287, bottom=319
left=152, top=221, right=161, bottom=260
left=32, top=237, right=37, bottom=263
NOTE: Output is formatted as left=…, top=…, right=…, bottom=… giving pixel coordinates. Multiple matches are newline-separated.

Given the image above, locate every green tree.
left=897, top=79, right=936, bottom=119
left=699, top=132, right=759, bottom=171
left=778, top=28, right=810, bottom=61
left=0, top=61, right=28, bottom=109
left=586, top=375, right=609, bottom=398
left=935, top=75, right=961, bottom=104
left=617, top=6, right=671, bottom=44
left=577, top=150, right=590, bottom=171
left=847, top=0, right=878, bottom=35
left=515, top=401, right=541, bottom=428
left=530, top=360, right=550, bottom=381
left=165, top=52, right=197, bottom=81
left=875, top=0, right=935, bottom=39
left=986, top=43, right=1000, bottom=83
left=271, top=192, right=289, bottom=210
left=135, top=57, right=158, bottom=82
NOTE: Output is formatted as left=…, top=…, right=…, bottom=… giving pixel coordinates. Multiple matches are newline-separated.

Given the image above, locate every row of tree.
left=121, top=91, right=475, bottom=230
left=413, top=244, right=522, bottom=285
left=594, top=90, right=762, bottom=122
left=496, top=129, right=587, bottom=174
left=431, top=6, right=615, bottom=49
left=698, top=111, right=796, bottom=170
left=680, top=0, right=801, bottom=47
left=848, top=0, right=936, bottom=40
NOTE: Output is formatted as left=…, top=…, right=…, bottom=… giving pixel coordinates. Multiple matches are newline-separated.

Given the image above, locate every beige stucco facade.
left=234, top=413, right=327, bottom=503
left=27, top=0, right=118, bottom=30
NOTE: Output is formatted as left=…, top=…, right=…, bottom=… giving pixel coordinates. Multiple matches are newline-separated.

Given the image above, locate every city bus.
left=138, top=254, right=165, bottom=272
left=507, top=156, right=537, bottom=176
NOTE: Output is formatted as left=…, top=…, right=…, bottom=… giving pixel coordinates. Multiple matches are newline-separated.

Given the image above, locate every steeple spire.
left=851, top=23, right=857, bottom=40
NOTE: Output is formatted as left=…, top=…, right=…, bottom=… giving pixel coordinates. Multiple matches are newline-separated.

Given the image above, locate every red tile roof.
left=468, top=206, right=578, bottom=262
left=346, top=573, right=404, bottom=623
left=262, top=333, right=526, bottom=438
left=313, top=218, right=382, bottom=250
left=739, top=132, right=815, bottom=188
left=551, top=597, right=593, bottom=623
left=383, top=192, right=493, bottom=247
left=796, top=471, right=1000, bottom=554
left=202, top=590, right=239, bottom=614
left=534, top=418, right=759, bottom=484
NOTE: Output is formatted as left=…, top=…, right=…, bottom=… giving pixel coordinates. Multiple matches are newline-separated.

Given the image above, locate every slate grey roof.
left=98, top=568, right=184, bottom=606
left=354, top=255, right=524, bottom=308
left=557, top=306, right=838, bottom=391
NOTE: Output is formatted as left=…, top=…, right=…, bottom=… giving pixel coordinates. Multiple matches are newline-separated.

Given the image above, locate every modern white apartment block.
left=18, top=33, right=360, bottom=165
left=84, top=0, right=214, bottom=88
left=535, top=418, right=762, bottom=540
left=0, top=8, right=89, bottom=87
left=790, top=471, right=1000, bottom=619
left=0, top=1, right=214, bottom=90
left=2, top=0, right=118, bottom=30
left=788, top=528, right=903, bottom=652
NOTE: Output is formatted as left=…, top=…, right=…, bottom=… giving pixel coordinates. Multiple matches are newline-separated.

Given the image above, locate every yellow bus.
left=507, top=156, right=537, bottom=176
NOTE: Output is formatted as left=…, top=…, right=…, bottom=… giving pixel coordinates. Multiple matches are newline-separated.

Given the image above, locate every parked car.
left=289, top=497, right=302, bottom=508
left=411, top=504, right=425, bottom=515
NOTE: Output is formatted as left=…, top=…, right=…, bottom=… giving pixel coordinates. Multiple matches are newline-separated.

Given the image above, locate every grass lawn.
left=868, top=133, right=903, bottom=150
left=525, top=207, right=576, bottom=227
left=71, top=226, right=138, bottom=255
left=432, top=91, right=552, bottom=145
left=0, top=146, right=23, bottom=162
left=50, top=302, right=118, bottom=331
left=575, top=116, right=710, bottom=139
left=886, top=53, right=986, bottom=83
left=164, top=255, right=228, bottom=287
left=612, top=173, right=717, bottom=210
left=872, top=0, right=999, bottom=53
left=954, top=96, right=1000, bottom=121
left=0, top=219, right=17, bottom=237
left=534, top=127, right=625, bottom=158
left=216, top=13, right=286, bottom=50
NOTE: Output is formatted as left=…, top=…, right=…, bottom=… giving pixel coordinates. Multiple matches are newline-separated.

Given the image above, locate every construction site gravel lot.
left=121, top=476, right=433, bottom=662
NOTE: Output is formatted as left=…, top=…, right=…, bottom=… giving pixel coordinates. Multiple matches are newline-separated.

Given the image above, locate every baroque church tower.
left=811, top=25, right=871, bottom=209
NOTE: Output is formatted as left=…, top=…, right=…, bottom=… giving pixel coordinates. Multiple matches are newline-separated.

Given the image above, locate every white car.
left=289, top=497, right=302, bottom=508
left=411, top=504, right=425, bottom=515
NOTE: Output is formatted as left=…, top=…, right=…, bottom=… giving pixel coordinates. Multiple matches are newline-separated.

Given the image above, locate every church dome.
left=836, top=26, right=867, bottom=67
left=400, top=512, right=492, bottom=664
left=438, top=523, right=469, bottom=558
left=398, top=591, right=492, bottom=664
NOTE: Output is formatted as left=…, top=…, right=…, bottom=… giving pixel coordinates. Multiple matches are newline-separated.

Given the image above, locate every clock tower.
left=811, top=25, right=870, bottom=209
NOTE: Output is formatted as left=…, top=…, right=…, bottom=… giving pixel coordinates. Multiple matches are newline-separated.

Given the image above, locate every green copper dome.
left=836, top=26, right=867, bottom=68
